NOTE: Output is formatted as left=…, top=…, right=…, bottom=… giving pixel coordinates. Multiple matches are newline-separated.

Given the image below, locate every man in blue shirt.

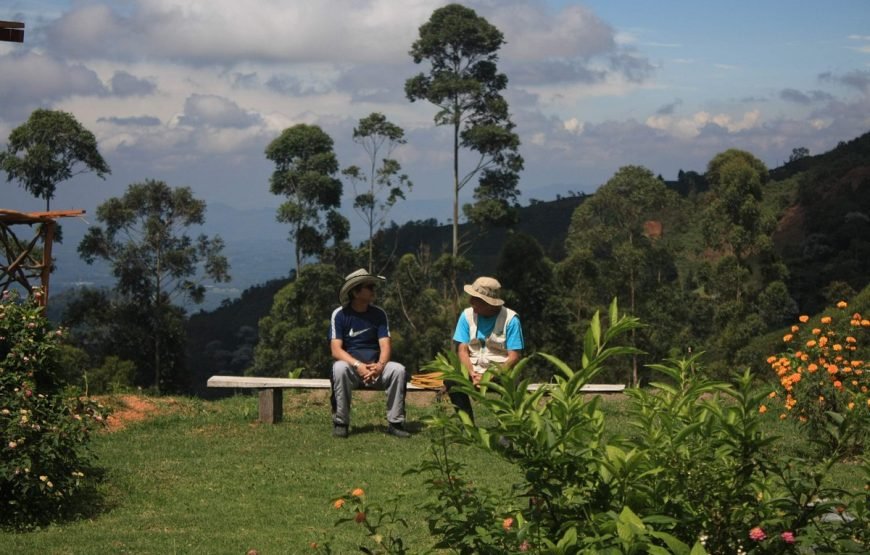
left=329, top=269, right=409, bottom=438
left=450, top=276, right=524, bottom=420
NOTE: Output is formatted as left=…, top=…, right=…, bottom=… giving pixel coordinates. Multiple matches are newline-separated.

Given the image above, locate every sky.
left=2, top=0, right=870, bottom=235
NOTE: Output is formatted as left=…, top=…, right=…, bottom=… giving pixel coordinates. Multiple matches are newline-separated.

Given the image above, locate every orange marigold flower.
left=808, top=363, right=818, bottom=373
left=799, top=315, right=809, bottom=323
left=807, top=340, right=817, bottom=348
left=862, top=319, right=869, bottom=327
left=783, top=334, right=793, bottom=342
left=834, top=380, right=843, bottom=389
left=853, top=312, right=862, bottom=319
left=333, top=498, right=346, bottom=509
left=791, top=325, right=800, bottom=333
left=351, top=488, right=365, bottom=497
left=833, top=344, right=843, bottom=351
left=811, top=328, right=821, bottom=335
left=800, top=353, right=809, bottom=362
left=852, top=360, right=863, bottom=367
left=837, top=301, right=848, bottom=309
left=503, top=517, right=515, bottom=530
left=821, top=316, right=832, bottom=324
left=768, top=391, right=777, bottom=398
left=827, top=364, right=839, bottom=374
left=846, top=336, right=857, bottom=344
left=780, top=414, right=788, bottom=420
left=852, top=380, right=859, bottom=386
left=759, top=405, right=768, bottom=414
left=767, top=355, right=777, bottom=364
left=818, top=336, right=829, bottom=347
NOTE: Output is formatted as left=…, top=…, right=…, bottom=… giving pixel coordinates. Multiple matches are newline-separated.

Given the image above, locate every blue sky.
left=2, top=0, right=869, bottom=228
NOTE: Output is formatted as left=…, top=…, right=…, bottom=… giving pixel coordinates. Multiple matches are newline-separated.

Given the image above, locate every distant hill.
left=185, top=193, right=587, bottom=388
left=186, top=130, right=870, bottom=389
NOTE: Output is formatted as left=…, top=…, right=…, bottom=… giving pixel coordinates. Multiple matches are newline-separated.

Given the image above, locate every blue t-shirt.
left=453, top=309, right=524, bottom=351
left=329, top=305, right=390, bottom=363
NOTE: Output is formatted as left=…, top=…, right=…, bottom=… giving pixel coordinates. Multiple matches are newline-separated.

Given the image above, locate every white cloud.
left=563, top=117, right=585, bottom=134
left=645, top=110, right=761, bottom=138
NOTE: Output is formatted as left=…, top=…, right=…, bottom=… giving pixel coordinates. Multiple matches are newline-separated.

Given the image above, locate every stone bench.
left=206, top=375, right=625, bottom=423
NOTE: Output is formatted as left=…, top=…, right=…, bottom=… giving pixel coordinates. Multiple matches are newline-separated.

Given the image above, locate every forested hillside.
left=188, top=131, right=870, bottom=394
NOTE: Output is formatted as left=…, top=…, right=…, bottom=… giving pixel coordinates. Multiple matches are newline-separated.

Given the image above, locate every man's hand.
left=361, top=362, right=383, bottom=385
left=470, top=371, right=483, bottom=387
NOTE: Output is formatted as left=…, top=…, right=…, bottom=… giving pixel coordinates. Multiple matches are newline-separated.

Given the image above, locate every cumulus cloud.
left=98, top=115, right=162, bottom=126
left=656, top=99, right=683, bottom=115
left=819, top=70, right=870, bottom=93
left=645, top=110, right=761, bottom=139
left=0, top=52, right=106, bottom=119
left=110, top=71, right=157, bottom=97
left=177, top=94, right=263, bottom=128
left=43, top=0, right=434, bottom=65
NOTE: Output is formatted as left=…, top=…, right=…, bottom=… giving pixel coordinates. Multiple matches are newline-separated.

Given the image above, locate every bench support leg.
left=258, top=388, right=283, bottom=424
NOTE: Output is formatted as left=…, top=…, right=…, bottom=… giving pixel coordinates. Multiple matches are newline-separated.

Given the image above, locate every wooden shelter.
left=0, top=209, right=85, bottom=306
left=0, top=20, right=25, bottom=43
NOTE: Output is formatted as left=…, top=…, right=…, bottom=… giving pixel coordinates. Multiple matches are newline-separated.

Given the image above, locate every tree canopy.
left=78, top=179, right=230, bottom=391
left=266, top=124, right=346, bottom=271
left=0, top=109, right=110, bottom=210
left=406, top=3, right=523, bottom=257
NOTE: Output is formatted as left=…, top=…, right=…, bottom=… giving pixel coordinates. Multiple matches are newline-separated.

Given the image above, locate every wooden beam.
left=0, top=21, right=24, bottom=43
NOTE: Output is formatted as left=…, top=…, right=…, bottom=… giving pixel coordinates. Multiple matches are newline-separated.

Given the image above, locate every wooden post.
left=258, top=388, right=283, bottom=424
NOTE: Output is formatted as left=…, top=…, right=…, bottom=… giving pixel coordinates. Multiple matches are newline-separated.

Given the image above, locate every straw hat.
left=463, top=276, right=504, bottom=306
left=339, top=268, right=385, bottom=304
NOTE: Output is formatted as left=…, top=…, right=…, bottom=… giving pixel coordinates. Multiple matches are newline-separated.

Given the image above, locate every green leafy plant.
left=329, top=297, right=870, bottom=553
left=0, top=290, right=108, bottom=528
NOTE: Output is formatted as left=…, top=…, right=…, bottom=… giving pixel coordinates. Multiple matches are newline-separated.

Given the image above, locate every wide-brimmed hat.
left=463, top=276, right=504, bottom=306
left=339, top=268, right=385, bottom=304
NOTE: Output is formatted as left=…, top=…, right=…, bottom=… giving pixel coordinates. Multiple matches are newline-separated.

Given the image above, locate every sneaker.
left=333, top=424, right=349, bottom=438
left=386, top=423, right=411, bottom=438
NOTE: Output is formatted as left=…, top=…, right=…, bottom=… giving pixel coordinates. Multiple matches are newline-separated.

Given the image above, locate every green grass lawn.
left=2, top=391, right=518, bottom=554
left=2, top=390, right=863, bottom=554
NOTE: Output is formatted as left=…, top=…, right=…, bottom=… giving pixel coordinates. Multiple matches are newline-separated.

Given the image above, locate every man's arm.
left=331, top=339, right=368, bottom=379
left=456, top=342, right=481, bottom=385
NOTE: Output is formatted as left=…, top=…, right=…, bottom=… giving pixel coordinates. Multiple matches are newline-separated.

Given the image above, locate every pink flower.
left=749, top=527, right=766, bottom=541
left=519, top=540, right=531, bottom=552
left=781, top=531, right=795, bottom=544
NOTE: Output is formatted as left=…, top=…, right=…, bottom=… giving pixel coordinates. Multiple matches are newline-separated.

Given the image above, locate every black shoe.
left=387, top=423, right=410, bottom=438
left=333, top=424, right=349, bottom=438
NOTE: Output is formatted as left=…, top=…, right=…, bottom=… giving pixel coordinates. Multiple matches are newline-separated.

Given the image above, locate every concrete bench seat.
left=206, top=375, right=626, bottom=423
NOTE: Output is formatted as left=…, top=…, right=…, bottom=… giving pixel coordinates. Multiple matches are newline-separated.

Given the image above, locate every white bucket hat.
left=463, top=276, right=504, bottom=306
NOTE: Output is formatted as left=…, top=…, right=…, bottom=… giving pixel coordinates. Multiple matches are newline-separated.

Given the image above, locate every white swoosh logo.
left=348, top=327, right=371, bottom=338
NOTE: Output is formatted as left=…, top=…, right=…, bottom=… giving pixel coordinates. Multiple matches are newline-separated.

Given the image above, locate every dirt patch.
left=101, top=395, right=171, bottom=432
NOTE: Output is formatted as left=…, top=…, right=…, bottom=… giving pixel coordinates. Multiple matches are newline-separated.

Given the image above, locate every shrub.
left=329, top=299, right=870, bottom=553
left=0, top=290, right=107, bottom=528
left=766, top=299, right=870, bottom=448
